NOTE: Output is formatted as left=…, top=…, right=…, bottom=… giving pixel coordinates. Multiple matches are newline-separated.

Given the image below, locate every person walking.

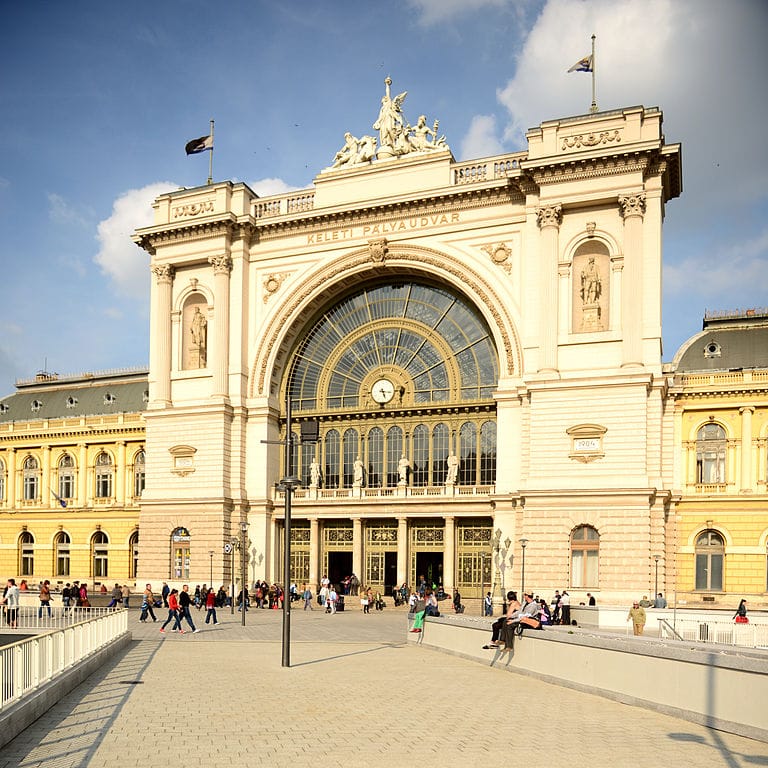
left=627, top=601, right=646, bottom=635
left=560, top=590, right=571, bottom=625
left=734, top=599, right=749, bottom=624
left=326, top=584, right=338, bottom=614
left=140, top=584, right=157, bottom=622
left=302, top=584, right=313, bottom=611
left=178, top=584, right=199, bottom=633
left=204, top=587, right=218, bottom=625
left=107, top=583, right=122, bottom=608
left=2, top=578, right=20, bottom=628
left=161, top=581, right=170, bottom=608
left=160, top=589, right=181, bottom=633
left=38, top=580, right=52, bottom=619
left=121, top=584, right=131, bottom=608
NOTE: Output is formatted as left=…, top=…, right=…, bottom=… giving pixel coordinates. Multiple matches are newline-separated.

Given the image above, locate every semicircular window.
left=288, top=282, right=498, bottom=412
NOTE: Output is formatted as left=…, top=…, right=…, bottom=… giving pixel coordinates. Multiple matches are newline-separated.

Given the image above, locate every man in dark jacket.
left=178, top=584, right=199, bottom=633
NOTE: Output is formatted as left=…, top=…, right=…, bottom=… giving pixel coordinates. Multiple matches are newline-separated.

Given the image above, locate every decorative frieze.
left=172, top=199, right=214, bottom=218
left=482, top=242, right=513, bottom=274
left=368, top=238, right=388, bottom=264
left=263, top=273, right=291, bottom=303
left=561, top=129, right=621, bottom=151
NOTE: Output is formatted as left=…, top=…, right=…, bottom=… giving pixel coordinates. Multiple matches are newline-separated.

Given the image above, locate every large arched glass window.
left=459, top=422, right=477, bottom=485
left=412, top=425, right=429, bottom=487
left=367, top=427, right=384, bottom=488
left=19, top=531, right=34, bottom=577
left=695, top=530, right=724, bottom=591
left=23, top=456, right=40, bottom=501
left=480, top=421, right=497, bottom=485
left=133, top=450, right=146, bottom=498
left=95, top=452, right=113, bottom=498
left=129, top=530, right=139, bottom=580
left=571, top=525, right=599, bottom=588
left=55, top=531, right=71, bottom=577
left=172, top=527, right=191, bottom=579
left=386, top=426, right=403, bottom=487
left=324, top=430, right=340, bottom=488
left=432, top=423, right=449, bottom=485
left=342, top=429, right=359, bottom=488
left=696, top=424, right=726, bottom=484
left=58, top=453, right=75, bottom=502
left=92, top=531, right=109, bottom=579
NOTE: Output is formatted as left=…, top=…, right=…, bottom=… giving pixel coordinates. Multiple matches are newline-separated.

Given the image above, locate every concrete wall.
left=410, top=616, right=768, bottom=742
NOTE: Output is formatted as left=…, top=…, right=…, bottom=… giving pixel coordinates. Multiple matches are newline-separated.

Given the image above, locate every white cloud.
left=248, top=177, right=300, bottom=197
left=408, top=0, right=510, bottom=26
left=48, top=192, right=92, bottom=228
left=460, top=115, right=505, bottom=160
left=94, top=181, right=175, bottom=299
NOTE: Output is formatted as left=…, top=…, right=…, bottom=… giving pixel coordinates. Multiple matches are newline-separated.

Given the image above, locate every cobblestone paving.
left=2, top=607, right=767, bottom=767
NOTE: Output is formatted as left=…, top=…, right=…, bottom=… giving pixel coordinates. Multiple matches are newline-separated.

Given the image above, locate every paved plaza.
left=2, top=606, right=767, bottom=767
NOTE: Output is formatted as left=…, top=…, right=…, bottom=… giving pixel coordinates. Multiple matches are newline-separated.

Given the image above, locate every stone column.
left=536, top=204, right=562, bottom=372
left=443, top=516, right=455, bottom=593
left=41, top=445, right=51, bottom=507
left=352, top=516, right=363, bottom=584
left=209, top=255, right=233, bottom=398
left=150, top=264, right=174, bottom=406
left=6, top=449, right=16, bottom=507
left=397, top=516, right=408, bottom=588
left=740, top=406, right=754, bottom=492
left=618, top=193, right=645, bottom=367
left=78, top=443, right=88, bottom=506
left=309, top=518, right=319, bottom=589
left=116, top=441, right=127, bottom=505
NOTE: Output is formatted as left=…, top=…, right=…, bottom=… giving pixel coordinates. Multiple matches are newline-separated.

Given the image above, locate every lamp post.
left=208, top=550, right=214, bottom=587
left=228, top=537, right=238, bottom=615
left=491, top=528, right=501, bottom=615
left=653, top=554, right=661, bottom=599
left=240, top=521, right=249, bottom=626
left=519, top=538, right=529, bottom=596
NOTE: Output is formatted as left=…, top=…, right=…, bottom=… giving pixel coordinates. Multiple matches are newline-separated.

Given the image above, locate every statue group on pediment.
left=330, top=76, right=449, bottom=169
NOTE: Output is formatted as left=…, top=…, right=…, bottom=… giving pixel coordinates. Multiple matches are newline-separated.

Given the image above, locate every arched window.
left=459, top=422, right=477, bottom=485
left=300, top=439, right=315, bottom=487
left=412, top=424, right=429, bottom=487
left=95, top=452, right=113, bottom=498
left=480, top=421, right=497, bottom=485
left=696, top=424, right=726, bottom=484
left=19, top=531, right=34, bottom=577
left=324, top=430, right=340, bottom=488
left=367, top=427, right=384, bottom=488
left=432, top=423, right=449, bottom=485
left=386, top=426, right=403, bottom=487
left=23, top=456, right=40, bottom=501
left=129, top=530, right=139, bottom=580
left=571, top=525, right=599, bottom=588
left=55, top=531, right=71, bottom=577
left=695, top=530, right=724, bottom=591
left=172, top=527, right=191, bottom=579
left=0, top=458, right=5, bottom=502
left=133, top=450, right=146, bottom=498
left=58, top=453, right=75, bottom=502
left=92, top=531, right=109, bottom=579
left=342, top=428, right=359, bottom=488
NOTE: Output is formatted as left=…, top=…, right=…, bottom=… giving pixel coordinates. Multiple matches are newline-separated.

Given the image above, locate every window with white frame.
left=95, top=452, right=113, bottom=498
left=571, top=525, right=599, bottom=588
left=696, top=423, right=726, bottom=484
left=23, top=456, right=40, bottom=501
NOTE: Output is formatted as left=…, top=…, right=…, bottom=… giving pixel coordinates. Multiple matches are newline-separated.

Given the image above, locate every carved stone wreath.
left=482, top=242, right=512, bottom=274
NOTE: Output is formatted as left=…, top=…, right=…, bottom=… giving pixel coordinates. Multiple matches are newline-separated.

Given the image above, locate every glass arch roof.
left=287, top=281, right=498, bottom=412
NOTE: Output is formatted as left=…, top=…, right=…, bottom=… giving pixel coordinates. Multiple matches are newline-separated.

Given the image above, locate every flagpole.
left=207, top=119, right=214, bottom=185
left=590, top=34, right=598, bottom=113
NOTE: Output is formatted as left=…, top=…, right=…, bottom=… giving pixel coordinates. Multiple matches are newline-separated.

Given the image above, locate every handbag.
left=520, top=616, right=541, bottom=629
left=735, top=615, right=749, bottom=624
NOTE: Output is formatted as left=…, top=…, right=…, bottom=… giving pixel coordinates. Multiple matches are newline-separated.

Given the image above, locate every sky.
left=1, top=0, right=766, bottom=397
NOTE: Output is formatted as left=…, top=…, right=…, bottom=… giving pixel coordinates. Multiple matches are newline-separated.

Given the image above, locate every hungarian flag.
left=185, top=134, right=213, bottom=155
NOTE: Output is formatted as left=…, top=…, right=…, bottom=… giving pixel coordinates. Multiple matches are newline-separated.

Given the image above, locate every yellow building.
left=669, top=309, right=768, bottom=607
left=0, top=369, right=147, bottom=589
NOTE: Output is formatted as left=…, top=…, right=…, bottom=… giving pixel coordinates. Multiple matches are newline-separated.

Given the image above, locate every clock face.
left=371, top=378, right=395, bottom=404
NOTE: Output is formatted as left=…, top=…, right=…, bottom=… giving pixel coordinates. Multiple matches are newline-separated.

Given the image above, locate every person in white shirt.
left=2, top=578, right=20, bottom=628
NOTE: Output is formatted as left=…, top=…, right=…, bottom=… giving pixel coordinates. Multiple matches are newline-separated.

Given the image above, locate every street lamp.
left=519, top=538, right=529, bottom=596
left=228, top=537, right=238, bottom=615
left=653, top=554, right=661, bottom=599
left=208, top=550, right=214, bottom=587
left=240, top=521, right=249, bottom=626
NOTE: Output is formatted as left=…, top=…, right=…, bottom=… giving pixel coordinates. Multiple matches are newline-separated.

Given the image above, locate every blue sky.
left=1, top=0, right=766, bottom=396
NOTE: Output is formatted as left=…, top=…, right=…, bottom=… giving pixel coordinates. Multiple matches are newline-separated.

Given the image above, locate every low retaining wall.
left=409, top=616, right=768, bottom=742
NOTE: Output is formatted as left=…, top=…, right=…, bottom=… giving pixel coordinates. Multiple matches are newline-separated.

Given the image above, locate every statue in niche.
left=446, top=453, right=459, bottom=485
left=580, top=257, right=602, bottom=305
left=310, top=459, right=321, bottom=488
left=398, top=454, right=411, bottom=485
left=189, top=306, right=208, bottom=368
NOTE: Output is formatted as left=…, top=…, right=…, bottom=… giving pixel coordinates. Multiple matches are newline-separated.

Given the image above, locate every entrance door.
left=415, top=552, right=444, bottom=591
left=384, top=551, right=398, bottom=595
left=327, top=551, right=353, bottom=590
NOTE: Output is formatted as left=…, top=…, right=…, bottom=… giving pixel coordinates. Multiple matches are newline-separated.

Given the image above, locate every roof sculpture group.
left=331, top=77, right=449, bottom=169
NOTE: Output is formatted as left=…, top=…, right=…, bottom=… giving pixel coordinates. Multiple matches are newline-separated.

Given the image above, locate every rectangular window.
left=96, top=473, right=112, bottom=498
left=59, top=473, right=74, bottom=500
left=23, top=476, right=38, bottom=501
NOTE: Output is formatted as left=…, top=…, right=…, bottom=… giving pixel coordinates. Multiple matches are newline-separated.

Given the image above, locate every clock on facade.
left=371, top=378, right=395, bottom=404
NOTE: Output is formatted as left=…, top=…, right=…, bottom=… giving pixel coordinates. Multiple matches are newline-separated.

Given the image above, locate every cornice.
left=135, top=219, right=256, bottom=254
left=526, top=151, right=652, bottom=187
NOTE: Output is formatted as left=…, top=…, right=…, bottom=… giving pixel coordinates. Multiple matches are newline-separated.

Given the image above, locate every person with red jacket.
left=204, top=587, right=218, bottom=626
left=159, top=589, right=181, bottom=633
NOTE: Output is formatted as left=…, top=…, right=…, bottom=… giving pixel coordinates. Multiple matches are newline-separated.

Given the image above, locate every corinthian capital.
left=536, top=204, right=563, bottom=229
left=151, top=264, right=174, bottom=284
left=618, top=193, right=646, bottom=219
left=209, top=255, right=233, bottom=274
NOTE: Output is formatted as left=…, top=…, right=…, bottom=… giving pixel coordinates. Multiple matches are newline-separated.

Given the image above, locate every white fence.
left=658, top=618, right=768, bottom=649
left=0, top=608, right=128, bottom=712
left=1, top=605, right=119, bottom=631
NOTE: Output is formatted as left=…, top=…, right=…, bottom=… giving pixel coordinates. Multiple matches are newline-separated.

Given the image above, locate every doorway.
left=415, top=552, right=444, bottom=591
left=385, top=551, right=398, bottom=595
left=326, top=551, right=352, bottom=590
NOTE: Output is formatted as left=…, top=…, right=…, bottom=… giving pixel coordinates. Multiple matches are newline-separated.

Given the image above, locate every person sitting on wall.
left=483, top=591, right=521, bottom=649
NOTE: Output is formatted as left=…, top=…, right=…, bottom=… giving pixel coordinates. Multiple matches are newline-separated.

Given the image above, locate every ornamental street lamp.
left=519, top=538, right=529, bottom=596
left=653, top=554, right=661, bottom=599
left=240, top=521, right=249, bottom=626
left=208, top=550, right=214, bottom=587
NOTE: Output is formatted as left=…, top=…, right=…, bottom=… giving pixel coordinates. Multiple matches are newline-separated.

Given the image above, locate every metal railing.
left=658, top=617, right=768, bottom=649
left=0, top=608, right=127, bottom=712
left=1, top=606, right=118, bottom=631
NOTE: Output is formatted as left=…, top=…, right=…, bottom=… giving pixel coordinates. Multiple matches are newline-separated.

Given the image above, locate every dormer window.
left=0, top=404, right=8, bottom=414
left=142, top=389, right=150, bottom=403
left=66, top=396, right=78, bottom=408
left=704, top=341, right=721, bottom=358
left=104, top=393, right=117, bottom=406
left=31, top=399, right=42, bottom=413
